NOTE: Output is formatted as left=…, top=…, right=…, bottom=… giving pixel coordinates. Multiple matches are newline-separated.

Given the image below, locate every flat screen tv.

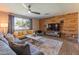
left=47, top=23, right=60, bottom=31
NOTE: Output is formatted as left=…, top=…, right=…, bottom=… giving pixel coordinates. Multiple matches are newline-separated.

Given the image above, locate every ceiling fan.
left=22, top=4, right=41, bottom=15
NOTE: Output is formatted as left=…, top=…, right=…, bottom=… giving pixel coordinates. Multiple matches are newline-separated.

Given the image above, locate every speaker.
left=60, top=20, right=64, bottom=23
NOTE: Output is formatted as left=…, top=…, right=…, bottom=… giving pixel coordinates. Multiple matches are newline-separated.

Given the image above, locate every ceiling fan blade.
left=22, top=3, right=28, bottom=9
left=22, top=4, right=40, bottom=15
left=31, top=11, right=40, bottom=14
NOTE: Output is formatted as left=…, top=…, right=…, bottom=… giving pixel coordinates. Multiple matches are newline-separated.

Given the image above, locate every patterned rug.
left=33, top=37, right=63, bottom=55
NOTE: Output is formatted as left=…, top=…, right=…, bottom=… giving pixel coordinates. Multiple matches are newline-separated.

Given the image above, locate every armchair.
left=35, top=30, right=44, bottom=36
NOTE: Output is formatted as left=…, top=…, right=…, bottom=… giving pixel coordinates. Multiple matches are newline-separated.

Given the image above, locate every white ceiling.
left=0, top=3, right=79, bottom=19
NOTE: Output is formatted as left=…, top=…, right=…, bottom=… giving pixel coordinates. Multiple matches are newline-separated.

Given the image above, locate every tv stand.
left=46, top=31, right=60, bottom=37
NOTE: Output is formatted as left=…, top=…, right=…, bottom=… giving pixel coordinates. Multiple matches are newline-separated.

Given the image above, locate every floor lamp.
left=0, top=23, right=8, bottom=34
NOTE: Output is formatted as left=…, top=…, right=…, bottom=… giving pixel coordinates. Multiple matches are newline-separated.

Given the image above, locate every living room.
left=0, top=3, right=78, bottom=55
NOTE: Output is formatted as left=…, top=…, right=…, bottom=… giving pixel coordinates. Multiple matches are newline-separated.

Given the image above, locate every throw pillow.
left=1, top=37, right=9, bottom=45
left=0, top=32, right=9, bottom=45
left=5, top=33, right=15, bottom=43
left=0, top=32, right=4, bottom=39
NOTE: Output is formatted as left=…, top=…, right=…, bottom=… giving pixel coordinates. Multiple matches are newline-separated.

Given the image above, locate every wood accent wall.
left=39, top=12, right=78, bottom=39
left=0, top=12, right=9, bottom=33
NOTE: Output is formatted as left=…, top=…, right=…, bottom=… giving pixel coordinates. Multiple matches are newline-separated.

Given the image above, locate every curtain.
left=30, top=19, right=32, bottom=30
left=8, top=15, right=14, bottom=34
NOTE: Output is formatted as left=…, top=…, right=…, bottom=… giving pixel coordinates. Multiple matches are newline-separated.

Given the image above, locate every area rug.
left=37, top=37, right=63, bottom=55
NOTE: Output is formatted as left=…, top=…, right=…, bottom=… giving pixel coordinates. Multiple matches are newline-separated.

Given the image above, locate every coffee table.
left=26, top=35, right=44, bottom=46
left=25, top=35, right=44, bottom=54
left=26, top=35, right=43, bottom=41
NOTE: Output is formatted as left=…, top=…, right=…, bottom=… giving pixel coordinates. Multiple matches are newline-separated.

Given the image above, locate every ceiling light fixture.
left=28, top=10, right=31, bottom=13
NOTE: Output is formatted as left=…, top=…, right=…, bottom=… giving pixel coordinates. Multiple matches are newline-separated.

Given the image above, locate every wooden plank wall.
left=39, top=12, right=78, bottom=39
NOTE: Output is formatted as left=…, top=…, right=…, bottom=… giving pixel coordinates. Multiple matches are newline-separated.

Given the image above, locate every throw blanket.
left=0, top=40, right=16, bottom=55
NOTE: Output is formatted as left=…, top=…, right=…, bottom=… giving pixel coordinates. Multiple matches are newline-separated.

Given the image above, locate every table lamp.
left=0, top=23, right=8, bottom=33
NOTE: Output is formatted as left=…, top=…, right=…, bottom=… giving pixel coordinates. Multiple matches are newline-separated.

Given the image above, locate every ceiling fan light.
left=28, top=11, right=31, bottom=13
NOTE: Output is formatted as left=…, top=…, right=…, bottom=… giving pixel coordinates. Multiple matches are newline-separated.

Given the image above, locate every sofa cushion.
left=0, top=40, right=16, bottom=55
left=22, top=30, right=27, bottom=35
left=17, top=35, right=25, bottom=39
left=13, top=31, right=27, bottom=39
left=13, top=31, right=18, bottom=37
left=1, top=37, right=9, bottom=45
left=0, top=32, right=4, bottom=39
left=0, top=32, right=9, bottom=45
left=5, top=33, right=15, bottom=43
left=18, top=31, right=23, bottom=36
left=27, top=30, right=34, bottom=34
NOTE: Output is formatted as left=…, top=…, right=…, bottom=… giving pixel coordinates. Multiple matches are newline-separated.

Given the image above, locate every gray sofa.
left=0, top=40, right=16, bottom=55
left=0, top=33, right=44, bottom=55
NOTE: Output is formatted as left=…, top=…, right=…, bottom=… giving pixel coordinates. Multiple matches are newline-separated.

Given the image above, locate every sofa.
left=0, top=40, right=16, bottom=55
left=13, top=30, right=34, bottom=39
left=0, top=33, right=31, bottom=55
left=0, top=33, right=16, bottom=55
left=0, top=33, right=44, bottom=55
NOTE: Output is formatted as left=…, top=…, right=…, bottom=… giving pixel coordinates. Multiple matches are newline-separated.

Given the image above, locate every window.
left=14, top=17, right=32, bottom=30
